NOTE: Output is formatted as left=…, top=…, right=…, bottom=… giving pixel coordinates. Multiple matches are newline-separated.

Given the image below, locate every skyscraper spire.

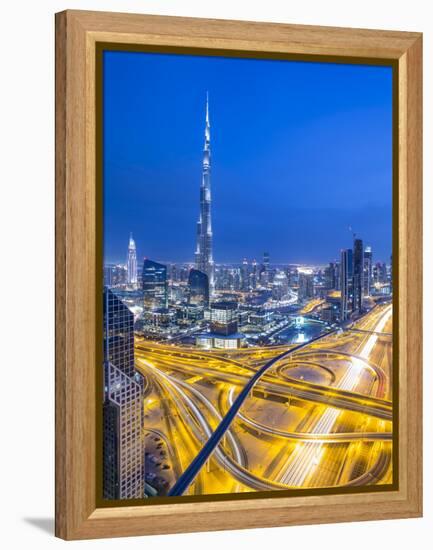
left=127, top=232, right=138, bottom=285
left=195, top=93, right=214, bottom=295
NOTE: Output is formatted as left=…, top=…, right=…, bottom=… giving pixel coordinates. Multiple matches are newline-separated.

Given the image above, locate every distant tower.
left=127, top=233, right=137, bottom=285
left=325, top=262, right=337, bottom=290
left=352, top=238, right=364, bottom=313
left=363, top=246, right=373, bottom=296
left=195, top=93, right=215, bottom=295
left=340, top=249, right=353, bottom=321
left=241, top=258, right=249, bottom=291
left=251, top=259, right=258, bottom=289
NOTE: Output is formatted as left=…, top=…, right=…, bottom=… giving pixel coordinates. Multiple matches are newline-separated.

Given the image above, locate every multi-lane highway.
left=137, top=302, right=394, bottom=496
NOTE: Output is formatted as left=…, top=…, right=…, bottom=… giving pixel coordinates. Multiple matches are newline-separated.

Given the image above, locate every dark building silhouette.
left=324, top=262, right=338, bottom=290
left=188, top=268, right=209, bottom=306
left=142, top=258, right=168, bottom=309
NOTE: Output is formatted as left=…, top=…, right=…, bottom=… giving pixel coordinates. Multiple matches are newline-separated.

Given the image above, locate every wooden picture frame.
left=55, top=9, right=422, bottom=540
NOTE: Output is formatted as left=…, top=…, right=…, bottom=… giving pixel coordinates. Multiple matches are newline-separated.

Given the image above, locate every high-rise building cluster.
left=339, top=237, right=365, bottom=322
left=338, top=237, right=389, bottom=321
left=101, top=97, right=394, bottom=368
left=313, top=239, right=392, bottom=324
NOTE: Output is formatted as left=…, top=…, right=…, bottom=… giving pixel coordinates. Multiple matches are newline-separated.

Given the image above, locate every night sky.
left=103, top=50, right=393, bottom=265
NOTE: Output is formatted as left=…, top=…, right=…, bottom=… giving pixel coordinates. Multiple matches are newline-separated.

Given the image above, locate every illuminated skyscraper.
left=363, top=246, right=373, bottom=296
left=210, top=301, right=238, bottom=336
left=352, top=237, right=364, bottom=313
left=126, top=233, right=138, bottom=285
left=340, top=249, right=353, bottom=321
left=195, top=93, right=215, bottom=295
left=103, top=288, right=143, bottom=499
left=196, top=301, right=244, bottom=349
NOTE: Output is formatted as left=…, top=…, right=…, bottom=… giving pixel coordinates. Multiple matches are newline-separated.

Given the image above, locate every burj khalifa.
left=195, top=93, right=215, bottom=295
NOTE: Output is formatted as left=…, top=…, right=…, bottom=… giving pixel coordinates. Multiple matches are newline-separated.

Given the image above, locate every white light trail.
left=276, top=305, right=392, bottom=487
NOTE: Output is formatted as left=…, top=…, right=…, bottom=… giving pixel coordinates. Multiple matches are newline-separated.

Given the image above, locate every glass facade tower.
left=142, top=259, right=168, bottom=310
left=103, top=288, right=143, bottom=500
left=363, top=246, right=373, bottom=296
left=195, top=93, right=215, bottom=295
left=340, top=249, right=353, bottom=321
left=352, top=238, right=364, bottom=313
left=188, top=268, right=209, bottom=306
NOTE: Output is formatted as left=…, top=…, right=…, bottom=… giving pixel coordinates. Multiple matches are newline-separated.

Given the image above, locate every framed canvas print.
left=55, top=10, right=423, bottom=540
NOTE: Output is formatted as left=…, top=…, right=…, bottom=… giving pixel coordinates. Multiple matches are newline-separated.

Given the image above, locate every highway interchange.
left=137, top=303, right=393, bottom=496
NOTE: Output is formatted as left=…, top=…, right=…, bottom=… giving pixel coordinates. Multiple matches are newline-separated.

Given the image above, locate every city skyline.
left=104, top=234, right=390, bottom=268
left=103, top=51, right=392, bottom=265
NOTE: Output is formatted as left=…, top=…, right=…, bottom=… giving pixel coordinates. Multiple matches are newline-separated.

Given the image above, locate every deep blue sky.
left=103, top=50, right=392, bottom=265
